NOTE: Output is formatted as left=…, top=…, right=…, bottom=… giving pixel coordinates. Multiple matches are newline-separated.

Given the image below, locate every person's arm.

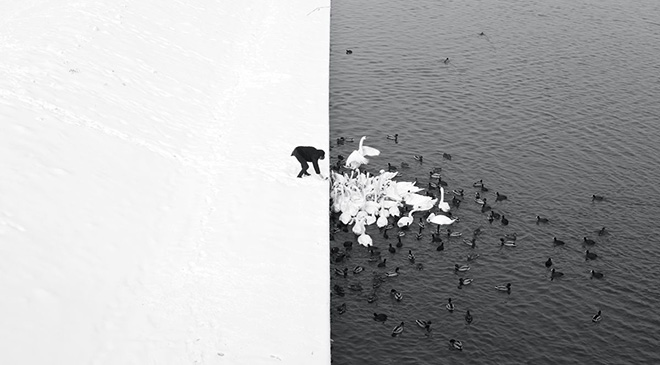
left=311, top=158, right=321, bottom=174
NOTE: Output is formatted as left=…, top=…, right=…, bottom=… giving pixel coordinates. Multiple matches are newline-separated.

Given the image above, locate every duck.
left=592, top=310, right=602, bottom=322
left=353, top=265, right=365, bottom=274
left=337, top=303, right=347, bottom=314
left=387, top=162, right=398, bottom=172
left=415, top=231, right=423, bottom=240
left=443, top=57, right=450, bottom=64
left=475, top=196, right=485, bottom=205
left=388, top=243, right=396, bottom=254
left=500, top=238, right=516, bottom=247
left=473, top=179, right=484, bottom=188
left=384, top=267, right=400, bottom=277
left=458, top=277, right=473, bottom=287
left=465, top=310, right=473, bottom=324
left=466, top=253, right=480, bottom=261
left=501, top=215, right=509, bottom=225
left=495, top=192, right=508, bottom=201
left=480, top=199, right=492, bottom=213
left=536, top=215, right=549, bottom=224
left=436, top=241, right=445, bottom=251
left=437, top=176, right=448, bottom=187
left=415, top=263, right=424, bottom=270
left=490, top=211, right=501, bottom=220
left=429, top=172, right=441, bottom=179
left=590, top=270, right=604, bottom=279
left=583, top=237, right=596, bottom=245
left=415, top=319, right=432, bottom=332
left=418, top=218, right=426, bottom=229
left=400, top=161, right=410, bottom=168
left=550, top=268, right=564, bottom=281
left=348, top=283, right=363, bottom=291
left=377, top=258, right=387, bottom=268
left=345, top=49, right=353, bottom=54
left=431, top=233, right=443, bottom=243
left=592, top=194, right=604, bottom=201
left=553, top=237, right=566, bottom=246
left=428, top=181, right=439, bottom=190
left=373, top=313, right=388, bottom=322
left=333, top=284, right=345, bottom=297
left=382, top=229, right=389, bottom=239
left=396, top=235, right=403, bottom=248
left=446, top=298, right=455, bottom=311
left=408, top=250, right=415, bottom=263
left=367, top=293, right=377, bottom=303
left=387, top=134, right=399, bottom=141
left=463, top=238, right=477, bottom=248
left=414, top=155, right=423, bottom=162
left=449, top=339, right=463, bottom=351
left=334, top=267, right=348, bottom=277
left=545, top=258, right=553, bottom=268
left=447, top=229, right=462, bottom=237
left=443, top=152, right=452, bottom=160
left=495, top=283, right=512, bottom=292
left=597, top=227, right=607, bottom=236
left=390, top=289, right=403, bottom=301
left=455, top=264, right=470, bottom=272
left=391, top=322, right=405, bottom=337
left=585, top=250, right=598, bottom=261
left=452, top=188, right=464, bottom=196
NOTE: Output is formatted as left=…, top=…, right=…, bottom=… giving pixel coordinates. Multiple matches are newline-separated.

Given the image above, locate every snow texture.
left=0, top=0, right=330, bottom=363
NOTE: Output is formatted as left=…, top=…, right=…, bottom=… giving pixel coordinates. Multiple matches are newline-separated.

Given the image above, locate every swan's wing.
left=361, top=145, right=381, bottom=157
left=345, top=150, right=369, bottom=169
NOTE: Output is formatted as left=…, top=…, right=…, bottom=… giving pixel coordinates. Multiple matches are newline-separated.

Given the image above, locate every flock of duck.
left=329, top=135, right=606, bottom=352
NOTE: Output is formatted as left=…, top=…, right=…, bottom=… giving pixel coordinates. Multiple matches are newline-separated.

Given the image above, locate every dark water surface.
left=329, top=0, right=660, bottom=363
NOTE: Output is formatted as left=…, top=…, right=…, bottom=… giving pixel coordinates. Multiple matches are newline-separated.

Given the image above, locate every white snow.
left=0, top=0, right=330, bottom=363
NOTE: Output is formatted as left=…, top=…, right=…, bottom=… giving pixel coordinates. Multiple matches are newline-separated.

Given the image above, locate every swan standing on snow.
left=345, top=136, right=381, bottom=170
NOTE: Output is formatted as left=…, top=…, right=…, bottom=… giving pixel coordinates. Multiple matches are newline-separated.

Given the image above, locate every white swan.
left=438, top=186, right=450, bottom=212
left=376, top=214, right=389, bottom=228
left=397, top=209, right=420, bottom=228
left=426, top=212, right=457, bottom=226
left=357, top=232, right=373, bottom=247
left=345, top=136, right=380, bottom=170
left=413, top=198, right=437, bottom=212
left=352, top=217, right=366, bottom=236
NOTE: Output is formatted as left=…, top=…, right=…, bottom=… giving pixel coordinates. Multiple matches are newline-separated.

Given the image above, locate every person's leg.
left=292, top=150, right=310, bottom=177
left=297, top=159, right=310, bottom=177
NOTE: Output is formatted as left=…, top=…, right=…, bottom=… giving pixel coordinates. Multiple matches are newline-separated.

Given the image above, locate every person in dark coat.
left=291, top=146, right=325, bottom=178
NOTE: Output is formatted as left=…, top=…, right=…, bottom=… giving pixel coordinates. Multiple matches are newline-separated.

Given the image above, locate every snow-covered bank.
left=1, top=1, right=330, bottom=363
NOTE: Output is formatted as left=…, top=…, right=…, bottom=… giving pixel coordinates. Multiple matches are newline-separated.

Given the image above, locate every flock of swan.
left=331, top=136, right=457, bottom=249
left=329, top=135, right=606, bottom=352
